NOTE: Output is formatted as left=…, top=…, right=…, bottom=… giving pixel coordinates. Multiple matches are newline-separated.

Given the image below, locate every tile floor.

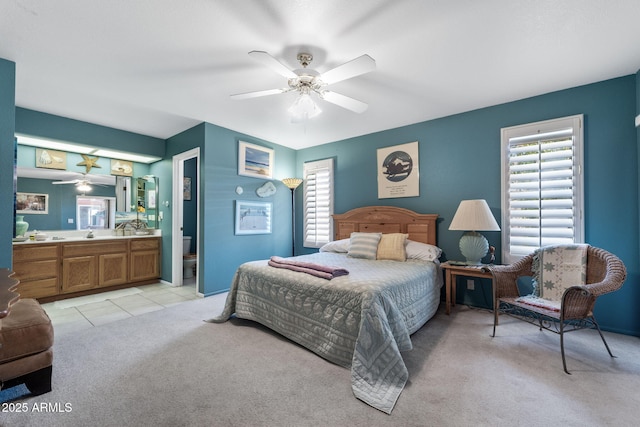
left=41, top=278, right=201, bottom=336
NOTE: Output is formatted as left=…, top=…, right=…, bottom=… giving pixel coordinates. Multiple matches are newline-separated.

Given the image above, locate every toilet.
left=182, top=236, right=197, bottom=279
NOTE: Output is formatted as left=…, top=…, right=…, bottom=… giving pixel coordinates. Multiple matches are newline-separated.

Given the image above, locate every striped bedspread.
left=209, top=252, right=442, bottom=413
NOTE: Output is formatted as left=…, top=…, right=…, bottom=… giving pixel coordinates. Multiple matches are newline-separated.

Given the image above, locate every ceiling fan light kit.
left=231, top=50, right=376, bottom=121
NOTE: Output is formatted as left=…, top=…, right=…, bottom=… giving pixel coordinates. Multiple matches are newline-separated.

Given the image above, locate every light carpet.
left=2, top=294, right=640, bottom=427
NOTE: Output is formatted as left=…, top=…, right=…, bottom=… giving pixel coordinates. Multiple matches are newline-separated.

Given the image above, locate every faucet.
left=86, top=227, right=94, bottom=238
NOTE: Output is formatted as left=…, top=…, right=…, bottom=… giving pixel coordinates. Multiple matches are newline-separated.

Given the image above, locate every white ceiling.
left=1, top=0, right=639, bottom=150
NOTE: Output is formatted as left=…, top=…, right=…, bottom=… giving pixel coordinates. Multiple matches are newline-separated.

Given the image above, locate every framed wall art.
left=36, top=148, right=67, bottom=170
left=238, top=141, right=274, bottom=179
left=110, top=159, right=133, bottom=176
left=235, top=200, right=272, bottom=235
left=377, top=141, right=420, bottom=199
left=183, top=177, right=192, bottom=201
left=16, top=192, right=49, bottom=214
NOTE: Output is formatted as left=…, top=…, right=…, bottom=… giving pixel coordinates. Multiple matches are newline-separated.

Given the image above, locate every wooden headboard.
left=333, top=206, right=438, bottom=246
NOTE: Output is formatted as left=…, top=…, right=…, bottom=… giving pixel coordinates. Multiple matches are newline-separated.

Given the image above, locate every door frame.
left=171, top=147, right=200, bottom=290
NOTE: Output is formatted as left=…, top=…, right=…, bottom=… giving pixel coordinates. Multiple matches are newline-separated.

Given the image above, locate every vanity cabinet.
left=129, top=238, right=160, bottom=282
left=62, top=240, right=129, bottom=293
left=12, top=243, right=60, bottom=299
left=12, top=236, right=160, bottom=301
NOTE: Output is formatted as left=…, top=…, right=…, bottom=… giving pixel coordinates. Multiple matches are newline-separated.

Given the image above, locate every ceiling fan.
left=231, top=51, right=376, bottom=120
left=52, top=173, right=104, bottom=191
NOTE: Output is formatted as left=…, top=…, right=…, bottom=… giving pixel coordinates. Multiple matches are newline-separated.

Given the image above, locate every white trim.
left=171, top=147, right=200, bottom=288
left=500, top=115, right=583, bottom=264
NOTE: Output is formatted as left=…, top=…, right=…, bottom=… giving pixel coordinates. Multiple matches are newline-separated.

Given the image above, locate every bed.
left=209, top=206, right=442, bottom=413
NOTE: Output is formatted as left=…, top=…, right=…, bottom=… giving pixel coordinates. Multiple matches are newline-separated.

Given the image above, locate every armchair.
left=486, top=245, right=626, bottom=374
left=1, top=268, right=54, bottom=397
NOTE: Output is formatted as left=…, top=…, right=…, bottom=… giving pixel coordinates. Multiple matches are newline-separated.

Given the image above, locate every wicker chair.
left=486, top=245, right=626, bottom=374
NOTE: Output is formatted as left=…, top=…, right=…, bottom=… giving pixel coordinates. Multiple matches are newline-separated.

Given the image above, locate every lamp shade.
left=288, top=94, right=321, bottom=122
left=449, top=200, right=500, bottom=231
left=282, top=178, right=303, bottom=189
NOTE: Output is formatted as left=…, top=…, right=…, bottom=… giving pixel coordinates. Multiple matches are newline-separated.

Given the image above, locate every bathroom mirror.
left=136, top=175, right=159, bottom=230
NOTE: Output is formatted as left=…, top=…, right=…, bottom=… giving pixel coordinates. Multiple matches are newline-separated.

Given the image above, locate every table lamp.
left=449, top=199, right=500, bottom=265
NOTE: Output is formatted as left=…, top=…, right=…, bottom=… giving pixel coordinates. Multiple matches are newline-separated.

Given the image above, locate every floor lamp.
left=282, top=178, right=303, bottom=256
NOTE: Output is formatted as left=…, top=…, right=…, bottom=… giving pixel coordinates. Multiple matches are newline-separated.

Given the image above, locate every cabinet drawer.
left=13, top=259, right=59, bottom=281
left=13, top=244, right=58, bottom=262
left=17, top=278, right=59, bottom=299
left=131, top=238, right=160, bottom=251
left=63, top=240, right=128, bottom=257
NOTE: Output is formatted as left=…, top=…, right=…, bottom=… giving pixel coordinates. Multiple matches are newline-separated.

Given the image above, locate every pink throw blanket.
left=268, top=256, right=349, bottom=280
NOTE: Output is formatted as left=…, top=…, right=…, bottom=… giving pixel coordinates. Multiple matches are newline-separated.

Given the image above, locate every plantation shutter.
left=501, top=115, right=583, bottom=263
left=303, top=158, right=334, bottom=248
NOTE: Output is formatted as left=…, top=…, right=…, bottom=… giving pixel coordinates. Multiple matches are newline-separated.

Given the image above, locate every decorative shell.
left=256, top=181, right=277, bottom=198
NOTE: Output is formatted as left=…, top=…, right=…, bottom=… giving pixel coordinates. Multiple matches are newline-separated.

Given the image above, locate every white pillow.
left=319, top=238, right=350, bottom=253
left=406, top=240, right=442, bottom=261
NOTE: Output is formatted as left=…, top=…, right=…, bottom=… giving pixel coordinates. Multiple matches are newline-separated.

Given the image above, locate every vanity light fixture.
left=16, top=134, right=162, bottom=164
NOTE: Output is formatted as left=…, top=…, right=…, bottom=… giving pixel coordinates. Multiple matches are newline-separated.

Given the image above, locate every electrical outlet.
left=466, top=279, right=475, bottom=291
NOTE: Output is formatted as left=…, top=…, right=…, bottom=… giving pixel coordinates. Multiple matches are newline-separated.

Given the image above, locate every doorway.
left=171, top=147, right=200, bottom=293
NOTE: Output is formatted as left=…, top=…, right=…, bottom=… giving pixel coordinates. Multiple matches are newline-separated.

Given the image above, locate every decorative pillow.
left=377, top=233, right=408, bottom=261
left=405, top=240, right=442, bottom=262
left=348, top=232, right=382, bottom=260
left=319, top=238, right=350, bottom=253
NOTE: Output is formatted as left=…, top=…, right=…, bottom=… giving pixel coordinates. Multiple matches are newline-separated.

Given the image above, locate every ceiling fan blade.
left=230, top=88, right=290, bottom=100
left=320, top=54, right=376, bottom=85
left=248, top=51, right=297, bottom=79
left=52, top=180, right=79, bottom=185
left=322, top=91, right=369, bottom=113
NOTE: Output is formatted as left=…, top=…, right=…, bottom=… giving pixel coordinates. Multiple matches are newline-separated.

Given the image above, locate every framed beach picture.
left=16, top=192, right=49, bottom=214
left=238, top=141, right=274, bottom=179
left=235, top=200, right=272, bottom=235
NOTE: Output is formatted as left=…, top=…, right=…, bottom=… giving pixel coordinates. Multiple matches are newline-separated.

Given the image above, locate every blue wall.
left=0, top=59, right=16, bottom=268
left=164, top=122, right=297, bottom=295
left=298, top=75, right=639, bottom=336
left=1, top=56, right=638, bottom=336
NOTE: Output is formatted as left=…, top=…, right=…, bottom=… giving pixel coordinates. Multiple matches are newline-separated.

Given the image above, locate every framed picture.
left=377, top=141, right=420, bottom=199
left=110, top=159, right=133, bottom=176
left=16, top=192, right=49, bottom=214
left=183, top=177, right=192, bottom=201
left=36, top=148, right=67, bottom=170
left=238, top=141, right=274, bottom=179
left=235, top=200, right=272, bottom=235
left=147, top=190, right=156, bottom=209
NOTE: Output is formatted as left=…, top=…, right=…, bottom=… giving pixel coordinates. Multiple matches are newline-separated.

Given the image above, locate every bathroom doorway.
left=171, top=147, right=200, bottom=293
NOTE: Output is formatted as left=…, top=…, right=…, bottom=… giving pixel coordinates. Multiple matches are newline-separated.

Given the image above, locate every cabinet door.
left=62, top=256, right=97, bottom=293
left=130, top=250, right=159, bottom=282
left=99, top=253, right=128, bottom=287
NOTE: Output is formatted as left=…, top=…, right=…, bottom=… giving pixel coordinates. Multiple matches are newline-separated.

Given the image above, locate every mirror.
left=16, top=167, right=159, bottom=231
left=135, top=176, right=159, bottom=230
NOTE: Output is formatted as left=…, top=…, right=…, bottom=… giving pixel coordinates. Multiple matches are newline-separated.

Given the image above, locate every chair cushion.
left=532, top=244, right=588, bottom=301
left=0, top=299, right=54, bottom=364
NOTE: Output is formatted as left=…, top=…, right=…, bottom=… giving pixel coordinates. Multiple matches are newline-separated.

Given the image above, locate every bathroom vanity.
left=12, top=235, right=161, bottom=302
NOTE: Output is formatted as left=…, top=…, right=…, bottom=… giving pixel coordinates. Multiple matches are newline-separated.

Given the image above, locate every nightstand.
left=441, top=261, right=494, bottom=315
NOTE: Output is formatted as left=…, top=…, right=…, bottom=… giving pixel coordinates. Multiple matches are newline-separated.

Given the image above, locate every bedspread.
left=209, top=252, right=442, bottom=413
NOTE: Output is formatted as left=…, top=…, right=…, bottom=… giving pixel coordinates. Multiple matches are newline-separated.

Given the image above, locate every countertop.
left=13, top=230, right=161, bottom=245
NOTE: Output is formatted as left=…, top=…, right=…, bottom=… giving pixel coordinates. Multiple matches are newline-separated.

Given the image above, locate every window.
left=501, top=115, right=583, bottom=264
left=303, top=158, right=334, bottom=248
left=76, top=196, right=116, bottom=230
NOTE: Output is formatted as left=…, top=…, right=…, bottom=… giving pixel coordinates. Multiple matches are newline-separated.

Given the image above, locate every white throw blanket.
left=517, top=244, right=588, bottom=310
